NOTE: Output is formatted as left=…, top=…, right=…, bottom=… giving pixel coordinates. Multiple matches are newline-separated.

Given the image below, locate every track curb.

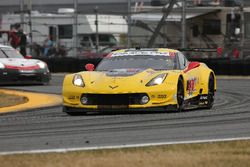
left=0, top=89, right=62, bottom=114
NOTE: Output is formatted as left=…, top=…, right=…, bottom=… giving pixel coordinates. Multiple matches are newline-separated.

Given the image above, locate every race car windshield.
left=1, top=49, right=24, bottom=58
left=96, top=55, right=176, bottom=71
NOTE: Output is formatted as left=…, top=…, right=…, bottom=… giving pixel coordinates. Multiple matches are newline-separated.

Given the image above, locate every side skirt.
left=184, top=94, right=209, bottom=110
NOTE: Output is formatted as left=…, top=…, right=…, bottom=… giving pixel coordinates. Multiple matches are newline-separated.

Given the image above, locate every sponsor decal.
left=109, top=85, right=119, bottom=89
left=106, top=69, right=141, bottom=77
left=19, top=70, right=35, bottom=73
left=187, top=77, right=198, bottom=96
left=199, top=101, right=208, bottom=105
left=199, top=95, right=209, bottom=105
left=111, top=51, right=171, bottom=57
left=200, top=95, right=208, bottom=100
left=158, top=95, right=167, bottom=99
left=68, top=96, right=80, bottom=100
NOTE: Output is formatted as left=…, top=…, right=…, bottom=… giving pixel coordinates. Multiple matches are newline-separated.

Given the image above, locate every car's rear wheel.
left=176, top=79, right=184, bottom=112
left=206, top=74, right=215, bottom=109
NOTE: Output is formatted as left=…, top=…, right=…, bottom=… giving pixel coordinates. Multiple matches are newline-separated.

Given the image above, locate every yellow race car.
left=62, top=48, right=216, bottom=115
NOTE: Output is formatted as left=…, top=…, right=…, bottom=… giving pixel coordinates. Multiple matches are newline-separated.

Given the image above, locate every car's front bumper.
left=0, top=68, right=51, bottom=85
left=63, top=104, right=178, bottom=114
left=63, top=90, right=177, bottom=109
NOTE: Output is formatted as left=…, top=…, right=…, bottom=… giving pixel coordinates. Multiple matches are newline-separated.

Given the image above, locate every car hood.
left=0, top=58, right=40, bottom=67
left=79, top=69, right=167, bottom=92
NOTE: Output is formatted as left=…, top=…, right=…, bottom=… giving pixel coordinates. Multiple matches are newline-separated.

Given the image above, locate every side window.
left=183, top=54, right=188, bottom=68
left=0, top=50, right=6, bottom=58
left=178, top=52, right=188, bottom=70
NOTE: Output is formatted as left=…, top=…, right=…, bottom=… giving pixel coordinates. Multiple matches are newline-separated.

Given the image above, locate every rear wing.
left=178, top=48, right=218, bottom=52
left=178, top=47, right=223, bottom=58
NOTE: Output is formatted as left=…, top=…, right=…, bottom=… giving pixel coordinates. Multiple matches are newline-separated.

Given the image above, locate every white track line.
left=0, top=137, right=250, bottom=155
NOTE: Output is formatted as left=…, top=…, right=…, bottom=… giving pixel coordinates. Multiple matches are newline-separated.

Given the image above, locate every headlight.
left=0, top=62, right=5, bottom=69
left=73, top=74, right=85, bottom=87
left=37, top=61, right=47, bottom=69
left=146, top=73, right=168, bottom=86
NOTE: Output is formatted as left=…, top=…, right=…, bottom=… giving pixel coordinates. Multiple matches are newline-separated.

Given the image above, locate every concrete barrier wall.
left=191, top=58, right=250, bottom=75
left=39, top=57, right=250, bottom=75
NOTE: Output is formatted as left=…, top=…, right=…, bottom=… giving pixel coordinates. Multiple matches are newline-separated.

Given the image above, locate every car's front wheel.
left=176, top=79, right=184, bottom=112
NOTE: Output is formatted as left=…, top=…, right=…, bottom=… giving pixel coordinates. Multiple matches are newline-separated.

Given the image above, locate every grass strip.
left=0, top=91, right=28, bottom=108
left=0, top=140, right=249, bottom=167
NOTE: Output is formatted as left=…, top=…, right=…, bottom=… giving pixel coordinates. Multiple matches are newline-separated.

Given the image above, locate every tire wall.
left=190, top=58, right=250, bottom=76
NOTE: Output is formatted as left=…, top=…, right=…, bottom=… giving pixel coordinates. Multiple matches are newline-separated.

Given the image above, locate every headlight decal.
left=0, top=62, right=5, bottom=69
left=73, top=74, right=85, bottom=87
left=37, top=61, right=47, bottom=69
left=146, top=73, right=168, bottom=86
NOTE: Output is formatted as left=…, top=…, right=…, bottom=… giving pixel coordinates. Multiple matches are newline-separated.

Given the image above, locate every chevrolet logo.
left=109, top=85, right=119, bottom=89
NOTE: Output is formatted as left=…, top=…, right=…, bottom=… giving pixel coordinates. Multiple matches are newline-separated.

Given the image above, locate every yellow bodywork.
left=62, top=48, right=216, bottom=111
left=63, top=70, right=179, bottom=109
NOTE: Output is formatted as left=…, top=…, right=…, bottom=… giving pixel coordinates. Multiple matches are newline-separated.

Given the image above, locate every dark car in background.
left=0, top=44, right=50, bottom=85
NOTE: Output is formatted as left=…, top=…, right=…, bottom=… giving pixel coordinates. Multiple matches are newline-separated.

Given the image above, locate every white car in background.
left=0, top=44, right=50, bottom=85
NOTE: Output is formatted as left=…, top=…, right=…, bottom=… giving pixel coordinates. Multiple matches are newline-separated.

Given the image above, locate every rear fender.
left=199, top=64, right=216, bottom=94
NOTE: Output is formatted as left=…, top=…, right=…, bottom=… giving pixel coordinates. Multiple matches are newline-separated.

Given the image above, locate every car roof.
left=108, top=48, right=179, bottom=57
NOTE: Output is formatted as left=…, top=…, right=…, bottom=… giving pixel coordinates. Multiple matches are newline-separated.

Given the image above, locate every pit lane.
left=0, top=74, right=249, bottom=153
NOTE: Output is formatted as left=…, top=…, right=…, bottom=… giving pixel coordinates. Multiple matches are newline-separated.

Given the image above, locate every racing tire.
left=176, top=79, right=184, bottom=112
left=206, top=74, right=215, bottom=109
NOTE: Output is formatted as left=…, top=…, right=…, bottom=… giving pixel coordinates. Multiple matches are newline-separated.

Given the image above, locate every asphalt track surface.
left=0, top=74, right=250, bottom=153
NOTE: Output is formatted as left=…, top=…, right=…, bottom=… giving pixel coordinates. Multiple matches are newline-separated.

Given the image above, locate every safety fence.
left=39, top=57, right=250, bottom=75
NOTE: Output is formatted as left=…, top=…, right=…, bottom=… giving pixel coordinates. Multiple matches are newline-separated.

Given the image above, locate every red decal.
left=187, top=78, right=197, bottom=96
left=184, top=62, right=200, bottom=73
left=5, top=65, right=40, bottom=70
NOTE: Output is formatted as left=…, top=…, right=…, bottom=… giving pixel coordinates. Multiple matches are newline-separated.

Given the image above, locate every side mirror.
left=184, top=62, right=200, bottom=73
left=85, top=63, right=95, bottom=71
left=25, top=55, right=32, bottom=59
